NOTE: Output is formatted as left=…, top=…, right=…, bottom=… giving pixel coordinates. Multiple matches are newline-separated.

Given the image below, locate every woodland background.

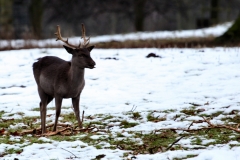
left=0, top=0, right=240, bottom=40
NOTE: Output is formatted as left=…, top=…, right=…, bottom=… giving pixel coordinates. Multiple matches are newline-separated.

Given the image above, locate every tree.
left=0, top=0, right=13, bottom=39
left=134, top=0, right=146, bottom=31
left=215, top=14, right=240, bottom=44
left=210, top=0, right=219, bottom=25
left=29, top=0, right=43, bottom=39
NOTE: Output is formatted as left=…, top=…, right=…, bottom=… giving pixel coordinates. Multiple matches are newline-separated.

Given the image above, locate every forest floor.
left=0, top=47, right=239, bottom=159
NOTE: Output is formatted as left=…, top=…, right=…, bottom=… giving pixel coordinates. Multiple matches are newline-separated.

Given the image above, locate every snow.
left=1, top=48, right=238, bottom=116
left=0, top=22, right=232, bottom=49
left=0, top=23, right=240, bottom=159
left=89, top=22, right=232, bottom=43
left=0, top=47, right=239, bottom=159
left=189, top=147, right=240, bottom=160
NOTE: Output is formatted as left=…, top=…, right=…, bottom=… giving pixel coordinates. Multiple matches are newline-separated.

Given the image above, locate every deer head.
left=55, top=24, right=96, bottom=69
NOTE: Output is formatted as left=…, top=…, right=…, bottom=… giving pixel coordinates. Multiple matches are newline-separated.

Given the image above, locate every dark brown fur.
left=33, top=45, right=95, bottom=133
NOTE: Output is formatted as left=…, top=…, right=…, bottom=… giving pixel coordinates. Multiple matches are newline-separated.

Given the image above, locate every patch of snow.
left=190, top=147, right=240, bottom=160
left=0, top=47, right=240, bottom=159
left=0, top=22, right=232, bottom=49
left=9, top=123, right=27, bottom=130
left=90, top=22, right=232, bottom=43
left=38, top=137, right=53, bottom=143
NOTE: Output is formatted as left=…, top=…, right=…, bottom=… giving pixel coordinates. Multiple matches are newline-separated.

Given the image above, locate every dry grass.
left=1, top=36, right=240, bottom=51
left=1, top=107, right=240, bottom=158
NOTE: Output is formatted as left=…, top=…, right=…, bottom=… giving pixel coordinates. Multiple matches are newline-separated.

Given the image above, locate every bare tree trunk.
left=110, top=13, right=117, bottom=34
left=134, top=0, right=146, bottom=31
left=29, top=0, right=43, bottom=39
left=0, top=0, right=13, bottom=39
left=210, top=0, right=219, bottom=25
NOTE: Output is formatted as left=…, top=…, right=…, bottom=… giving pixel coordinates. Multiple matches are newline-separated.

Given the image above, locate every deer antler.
left=55, top=25, right=80, bottom=48
left=81, top=23, right=90, bottom=47
left=55, top=24, right=90, bottom=48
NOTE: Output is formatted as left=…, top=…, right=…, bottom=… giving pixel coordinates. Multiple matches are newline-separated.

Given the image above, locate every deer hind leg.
left=53, top=96, right=63, bottom=131
left=39, top=102, right=46, bottom=133
left=38, top=88, right=53, bottom=134
left=72, top=96, right=82, bottom=129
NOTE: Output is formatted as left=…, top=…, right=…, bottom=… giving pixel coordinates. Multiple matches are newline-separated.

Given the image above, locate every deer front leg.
left=53, top=96, right=63, bottom=131
left=72, top=96, right=82, bottom=129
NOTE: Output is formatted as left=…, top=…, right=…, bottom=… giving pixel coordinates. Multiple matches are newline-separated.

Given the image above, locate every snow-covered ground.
left=89, top=22, right=232, bottom=43
left=0, top=46, right=240, bottom=159
left=0, top=22, right=232, bottom=49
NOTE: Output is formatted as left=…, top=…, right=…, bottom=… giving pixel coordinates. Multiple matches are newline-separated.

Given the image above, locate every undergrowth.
left=0, top=105, right=240, bottom=159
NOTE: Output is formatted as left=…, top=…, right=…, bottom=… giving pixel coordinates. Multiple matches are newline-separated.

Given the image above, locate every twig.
left=187, top=121, right=194, bottom=129
left=81, top=110, right=85, bottom=125
left=130, top=105, right=137, bottom=112
left=61, top=147, right=78, bottom=158
left=237, top=124, right=240, bottom=129
left=187, top=120, right=204, bottom=130
left=202, top=117, right=214, bottom=127
left=189, top=103, right=201, bottom=106
left=31, top=126, right=98, bottom=137
left=43, top=127, right=72, bottom=136
left=202, top=117, right=240, bottom=133
left=21, top=124, right=54, bottom=135
left=166, top=135, right=185, bottom=151
left=21, top=123, right=72, bottom=135
left=117, top=144, right=125, bottom=150
left=173, top=114, right=178, bottom=121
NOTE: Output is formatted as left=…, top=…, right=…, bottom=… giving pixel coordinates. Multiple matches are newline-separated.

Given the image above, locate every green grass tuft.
left=120, top=120, right=138, bottom=128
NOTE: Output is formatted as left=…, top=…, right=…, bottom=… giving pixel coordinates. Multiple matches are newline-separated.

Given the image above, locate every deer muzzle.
left=87, top=60, right=96, bottom=69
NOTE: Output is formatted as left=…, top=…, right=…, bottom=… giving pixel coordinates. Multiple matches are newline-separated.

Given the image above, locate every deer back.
left=33, top=56, right=72, bottom=97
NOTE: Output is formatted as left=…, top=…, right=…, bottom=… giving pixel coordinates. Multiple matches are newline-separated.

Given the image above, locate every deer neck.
left=69, top=65, right=85, bottom=86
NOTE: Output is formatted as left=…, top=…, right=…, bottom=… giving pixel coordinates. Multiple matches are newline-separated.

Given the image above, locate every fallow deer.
left=33, top=24, right=96, bottom=134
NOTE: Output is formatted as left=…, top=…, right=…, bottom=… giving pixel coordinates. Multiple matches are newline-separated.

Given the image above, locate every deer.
left=33, top=24, right=96, bottom=134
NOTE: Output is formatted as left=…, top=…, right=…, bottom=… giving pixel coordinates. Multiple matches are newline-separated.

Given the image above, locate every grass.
left=221, top=114, right=240, bottom=123
left=120, top=120, right=138, bottom=128
left=50, top=135, right=78, bottom=142
left=200, top=111, right=224, bottom=118
left=130, top=112, right=142, bottom=120
left=4, top=148, right=23, bottom=155
left=0, top=111, right=5, bottom=118
left=31, top=106, right=70, bottom=111
left=147, top=112, right=166, bottom=122
left=0, top=105, right=240, bottom=159
left=181, top=106, right=197, bottom=116
left=102, top=115, right=114, bottom=120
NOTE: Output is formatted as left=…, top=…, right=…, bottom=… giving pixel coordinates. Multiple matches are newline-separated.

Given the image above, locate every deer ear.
left=87, top=45, right=95, bottom=52
left=63, top=45, right=74, bottom=54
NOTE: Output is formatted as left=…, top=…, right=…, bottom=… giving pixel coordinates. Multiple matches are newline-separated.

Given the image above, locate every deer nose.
left=88, top=60, right=96, bottom=69
left=91, top=60, right=96, bottom=66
